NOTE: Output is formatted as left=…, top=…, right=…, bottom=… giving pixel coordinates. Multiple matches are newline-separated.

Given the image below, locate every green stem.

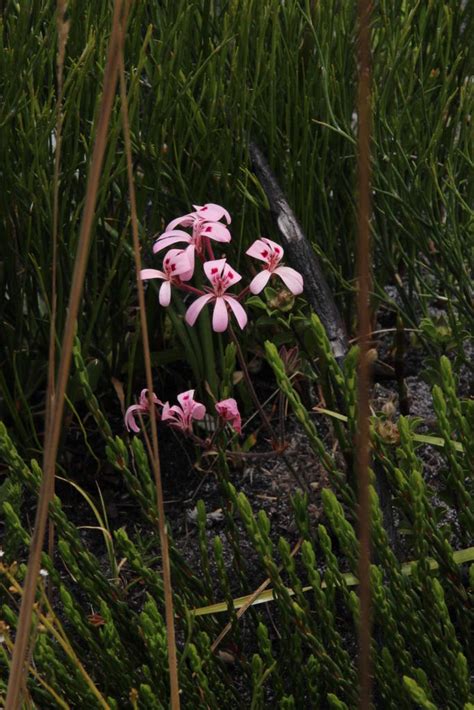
left=229, top=327, right=313, bottom=497
left=194, top=272, right=218, bottom=398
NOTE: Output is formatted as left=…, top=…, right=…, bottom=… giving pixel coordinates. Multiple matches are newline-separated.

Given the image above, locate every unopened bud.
left=382, top=401, right=396, bottom=419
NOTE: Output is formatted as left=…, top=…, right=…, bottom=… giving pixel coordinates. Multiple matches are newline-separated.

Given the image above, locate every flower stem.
left=193, top=271, right=218, bottom=398
left=237, top=286, right=250, bottom=301
left=228, top=327, right=313, bottom=496
left=175, top=281, right=205, bottom=296
left=206, top=239, right=216, bottom=261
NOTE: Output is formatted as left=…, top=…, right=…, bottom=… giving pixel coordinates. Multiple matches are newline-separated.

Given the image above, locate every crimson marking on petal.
left=227, top=272, right=234, bottom=279
left=211, top=267, right=218, bottom=274
left=261, top=250, right=268, bottom=257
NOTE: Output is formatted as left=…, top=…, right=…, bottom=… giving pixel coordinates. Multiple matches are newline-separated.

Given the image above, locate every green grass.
left=0, top=0, right=472, bottom=453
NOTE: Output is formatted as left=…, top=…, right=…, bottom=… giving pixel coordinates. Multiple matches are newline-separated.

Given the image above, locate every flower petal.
left=261, top=237, right=284, bottom=258
left=223, top=295, right=248, bottom=330
left=124, top=405, right=143, bottom=433
left=193, top=203, right=231, bottom=224
left=193, top=402, right=206, bottom=420
left=139, top=389, right=161, bottom=408
left=215, top=398, right=242, bottom=433
left=177, top=390, right=195, bottom=409
left=163, top=248, right=193, bottom=277
left=191, top=402, right=206, bottom=420
left=203, top=258, right=226, bottom=283
left=159, top=280, right=171, bottom=306
left=212, top=297, right=229, bottom=332
left=161, top=402, right=178, bottom=423
left=185, top=294, right=214, bottom=327
left=179, top=245, right=196, bottom=281
left=171, top=391, right=206, bottom=429
left=222, top=262, right=242, bottom=286
left=249, top=269, right=272, bottom=294
left=274, top=266, right=304, bottom=295
left=200, top=222, right=231, bottom=242
left=153, top=231, right=191, bottom=253
left=166, top=214, right=194, bottom=231
left=246, top=239, right=271, bottom=262
left=141, top=269, right=165, bottom=281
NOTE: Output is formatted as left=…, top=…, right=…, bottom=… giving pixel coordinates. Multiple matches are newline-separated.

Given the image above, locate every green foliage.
left=1, top=337, right=473, bottom=705
left=1, top=387, right=474, bottom=706
left=403, top=676, right=438, bottom=710
left=1, top=0, right=472, bottom=452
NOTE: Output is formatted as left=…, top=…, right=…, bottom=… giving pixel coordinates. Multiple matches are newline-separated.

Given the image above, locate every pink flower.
left=125, top=389, right=162, bottom=433
left=216, top=398, right=242, bottom=434
left=246, top=238, right=303, bottom=295
left=140, top=249, right=192, bottom=306
left=161, top=390, right=206, bottom=433
left=168, top=203, right=231, bottom=230
left=153, top=203, right=231, bottom=263
left=185, top=258, right=248, bottom=333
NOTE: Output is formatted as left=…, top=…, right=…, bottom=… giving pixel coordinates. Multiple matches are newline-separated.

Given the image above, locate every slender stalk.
left=175, top=282, right=205, bottom=296
left=228, top=326, right=313, bottom=497
left=5, top=3, right=126, bottom=706
left=117, top=21, right=180, bottom=709
left=210, top=537, right=303, bottom=654
left=355, top=0, right=373, bottom=707
left=3, top=633, right=69, bottom=710
left=46, top=0, right=70, bottom=602
left=194, top=278, right=219, bottom=398
left=5, top=572, right=109, bottom=709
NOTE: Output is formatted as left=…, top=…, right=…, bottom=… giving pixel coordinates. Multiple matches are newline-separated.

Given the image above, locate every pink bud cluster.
left=140, top=203, right=304, bottom=333
left=125, top=389, right=241, bottom=437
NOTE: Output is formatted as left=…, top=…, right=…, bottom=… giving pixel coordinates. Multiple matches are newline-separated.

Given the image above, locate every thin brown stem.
left=175, top=281, right=205, bottom=296
left=210, top=538, right=302, bottom=654
left=356, top=0, right=373, bottom=707
left=117, top=22, right=180, bottom=710
left=228, top=326, right=313, bottom=497
left=6, top=3, right=126, bottom=706
left=46, top=0, right=70, bottom=603
left=236, top=285, right=250, bottom=301
left=6, top=571, right=109, bottom=708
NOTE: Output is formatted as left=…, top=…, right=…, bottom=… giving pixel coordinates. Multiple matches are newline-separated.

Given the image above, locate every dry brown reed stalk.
left=46, top=0, right=70, bottom=601
left=210, top=538, right=303, bottom=654
left=3, top=630, right=69, bottom=710
left=6, top=2, right=126, bottom=706
left=5, top=570, right=110, bottom=708
left=117, top=14, right=181, bottom=709
left=355, top=0, right=374, bottom=707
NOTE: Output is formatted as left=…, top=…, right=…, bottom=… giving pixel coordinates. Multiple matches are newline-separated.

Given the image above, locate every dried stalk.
left=5, top=570, right=109, bottom=708
left=355, top=0, right=373, bottom=706
left=117, top=18, right=181, bottom=710
left=46, top=0, right=70, bottom=601
left=6, top=2, right=126, bottom=706
left=210, top=538, right=302, bottom=654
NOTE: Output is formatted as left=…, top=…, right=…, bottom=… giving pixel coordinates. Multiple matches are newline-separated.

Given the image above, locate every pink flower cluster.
left=125, top=389, right=241, bottom=437
left=141, top=203, right=303, bottom=333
